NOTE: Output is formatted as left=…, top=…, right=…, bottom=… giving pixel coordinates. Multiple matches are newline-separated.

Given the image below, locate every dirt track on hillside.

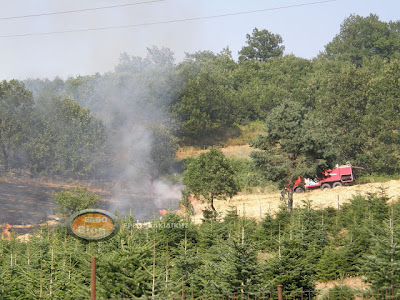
left=189, top=180, right=400, bottom=223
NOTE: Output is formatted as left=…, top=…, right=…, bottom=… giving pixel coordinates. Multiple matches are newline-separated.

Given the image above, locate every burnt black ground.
left=0, top=180, right=60, bottom=225
left=0, top=179, right=178, bottom=235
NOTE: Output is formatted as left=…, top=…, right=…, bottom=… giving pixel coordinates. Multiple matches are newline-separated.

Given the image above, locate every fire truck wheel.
left=333, top=182, right=343, bottom=188
left=295, top=187, right=305, bottom=193
left=321, top=183, right=331, bottom=190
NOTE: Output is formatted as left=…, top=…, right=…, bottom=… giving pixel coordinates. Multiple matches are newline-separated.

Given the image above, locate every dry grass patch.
left=177, top=144, right=255, bottom=160
left=187, top=180, right=400, bottom=222
left=316, top=276, right=368, bottom=290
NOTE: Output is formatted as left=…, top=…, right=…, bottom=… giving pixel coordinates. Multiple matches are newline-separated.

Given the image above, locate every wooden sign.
left=68, top=209, right=119, bottom=241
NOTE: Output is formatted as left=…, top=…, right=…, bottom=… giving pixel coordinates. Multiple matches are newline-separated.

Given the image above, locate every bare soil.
left=316, top=276, right=369, bottom=291
left=189, top=180, right=400, bottom=223
left=177, top=144, right=400, bottom=220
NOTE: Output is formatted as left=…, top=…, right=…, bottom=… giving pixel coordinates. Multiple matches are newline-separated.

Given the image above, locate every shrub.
left=52, top=186, right=100, bottom=216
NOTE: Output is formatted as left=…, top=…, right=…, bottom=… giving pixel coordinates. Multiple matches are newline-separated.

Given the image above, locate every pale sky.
left=0, top=0, right=399, bottom=80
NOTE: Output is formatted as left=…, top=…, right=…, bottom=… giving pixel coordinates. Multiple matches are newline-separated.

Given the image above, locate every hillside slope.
left=189, top=179, right=400, bottom=223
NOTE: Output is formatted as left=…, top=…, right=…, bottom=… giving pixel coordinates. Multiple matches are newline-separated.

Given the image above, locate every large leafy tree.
left=183, top=148, right=240, bottom=214
left=359, top=60, right=400, bottom=173
left=171, top=49, right=237, bottom=142
left=324, top=14, right=400, bottom=66
left=313, top=59, right=400, bottom=174
left=232, top=55, right=313, bottom=122
left=250, top=100, right=336, bottom=213
left=27, top=96, right=111, bottom=177
left=313, top=61, right=370, bottom=163
left=0, top=80, right=34, bottom=171
left=238, top=28, right=285, bottom=62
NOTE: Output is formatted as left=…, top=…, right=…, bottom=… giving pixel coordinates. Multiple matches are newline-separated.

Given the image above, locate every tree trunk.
left=287, top=188, right=293, bottom=214
left=152, top=239, right=156, bottom=300
left=210, top=196, right=216, bottom=212
left=287, top=178, right=294, bottom=213
left=1, top=142, right=8, bottom=172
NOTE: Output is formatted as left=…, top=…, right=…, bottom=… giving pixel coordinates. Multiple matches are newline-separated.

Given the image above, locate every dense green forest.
left=1, top=13, right=400, bottom=298
left=1, top=192, right=400, bottom=298
left=0, top=13, right=398, bottom=180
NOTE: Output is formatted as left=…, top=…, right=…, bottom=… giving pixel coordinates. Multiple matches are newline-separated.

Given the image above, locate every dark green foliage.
left=0, top=80, right=34, bottom=171
left=197, top=220, right=227, bottom=249
left=152, top=212, right=197, bottom=249
left=360, top=217, right=400, bottom=295
left=27, top=96, right=111, bottom=178
left=1, top=11, right=400, bottom=298
left=7, top=13, right=400, bottom=180
left=313, top=59, right=400, bottom=174
left=265, top=238, right=316, bottom=293
left=171, top=238, right=204, bottom=295
left=239, top=28, right=285, bottom=62
left=250, top=100, right=337, bottom=212
left=316, top=246, right=349, bottom=281
left=225, top=240, right=262, bottom=293
left=52, top=186, right=100, bottom=216
left=171, top=50, right=237, bottom=142
left=324, top=14, right=400, bottom=66
left=98, top=241, right=153, bottom=298
left=1, top=198, right=400, bottom=298
left=183, top=148, right=241, bottom=214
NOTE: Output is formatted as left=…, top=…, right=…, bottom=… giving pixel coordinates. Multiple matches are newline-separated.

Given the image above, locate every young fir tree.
left=264, top=238, right=316, bottom=293
left=170, top=236, right=203, bottom=297
left=225, top=239, right=263, bottom=294
left=195, top=243, right=232, bottom=295
left=361, top=216, right=400, bottom=296
left=317, top=246, right=349, bottom=281
left=97, top=239, right=154, bottom=298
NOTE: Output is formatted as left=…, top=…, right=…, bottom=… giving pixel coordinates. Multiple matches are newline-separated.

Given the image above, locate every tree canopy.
left=183, top=148, right=240, bottom=215
left=250, top=100, right=337, bottom=212
left=0, top=80, right=34, bottom=171
left=4, top=13, right=399, bottom=180
left=239, top=28, right=285, bottom=62
left=323, top=14, right=400, bottom=66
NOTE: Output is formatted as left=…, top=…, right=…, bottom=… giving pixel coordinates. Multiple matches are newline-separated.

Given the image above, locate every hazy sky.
left=0, top=0, right=399, bottom=80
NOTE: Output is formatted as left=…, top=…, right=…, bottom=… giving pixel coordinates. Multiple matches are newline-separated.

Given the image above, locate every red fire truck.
left=292, top=163, right=365, bottom=193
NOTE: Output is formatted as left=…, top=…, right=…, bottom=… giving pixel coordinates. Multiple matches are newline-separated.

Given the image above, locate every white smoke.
left=89, top=49, right=180, bottom=220
left=24, top=47, right=182, bottom=221
left=152, top=179, right=182, bottom=209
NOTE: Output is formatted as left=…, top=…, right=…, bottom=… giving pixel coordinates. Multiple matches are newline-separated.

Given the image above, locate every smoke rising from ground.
left=89, top=48, right=182, bottom=220
left=25, top=47, right=183, bottom=221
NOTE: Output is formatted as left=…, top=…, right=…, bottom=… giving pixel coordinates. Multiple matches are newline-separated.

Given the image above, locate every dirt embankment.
left=189, top=180, right=400, bottom=223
